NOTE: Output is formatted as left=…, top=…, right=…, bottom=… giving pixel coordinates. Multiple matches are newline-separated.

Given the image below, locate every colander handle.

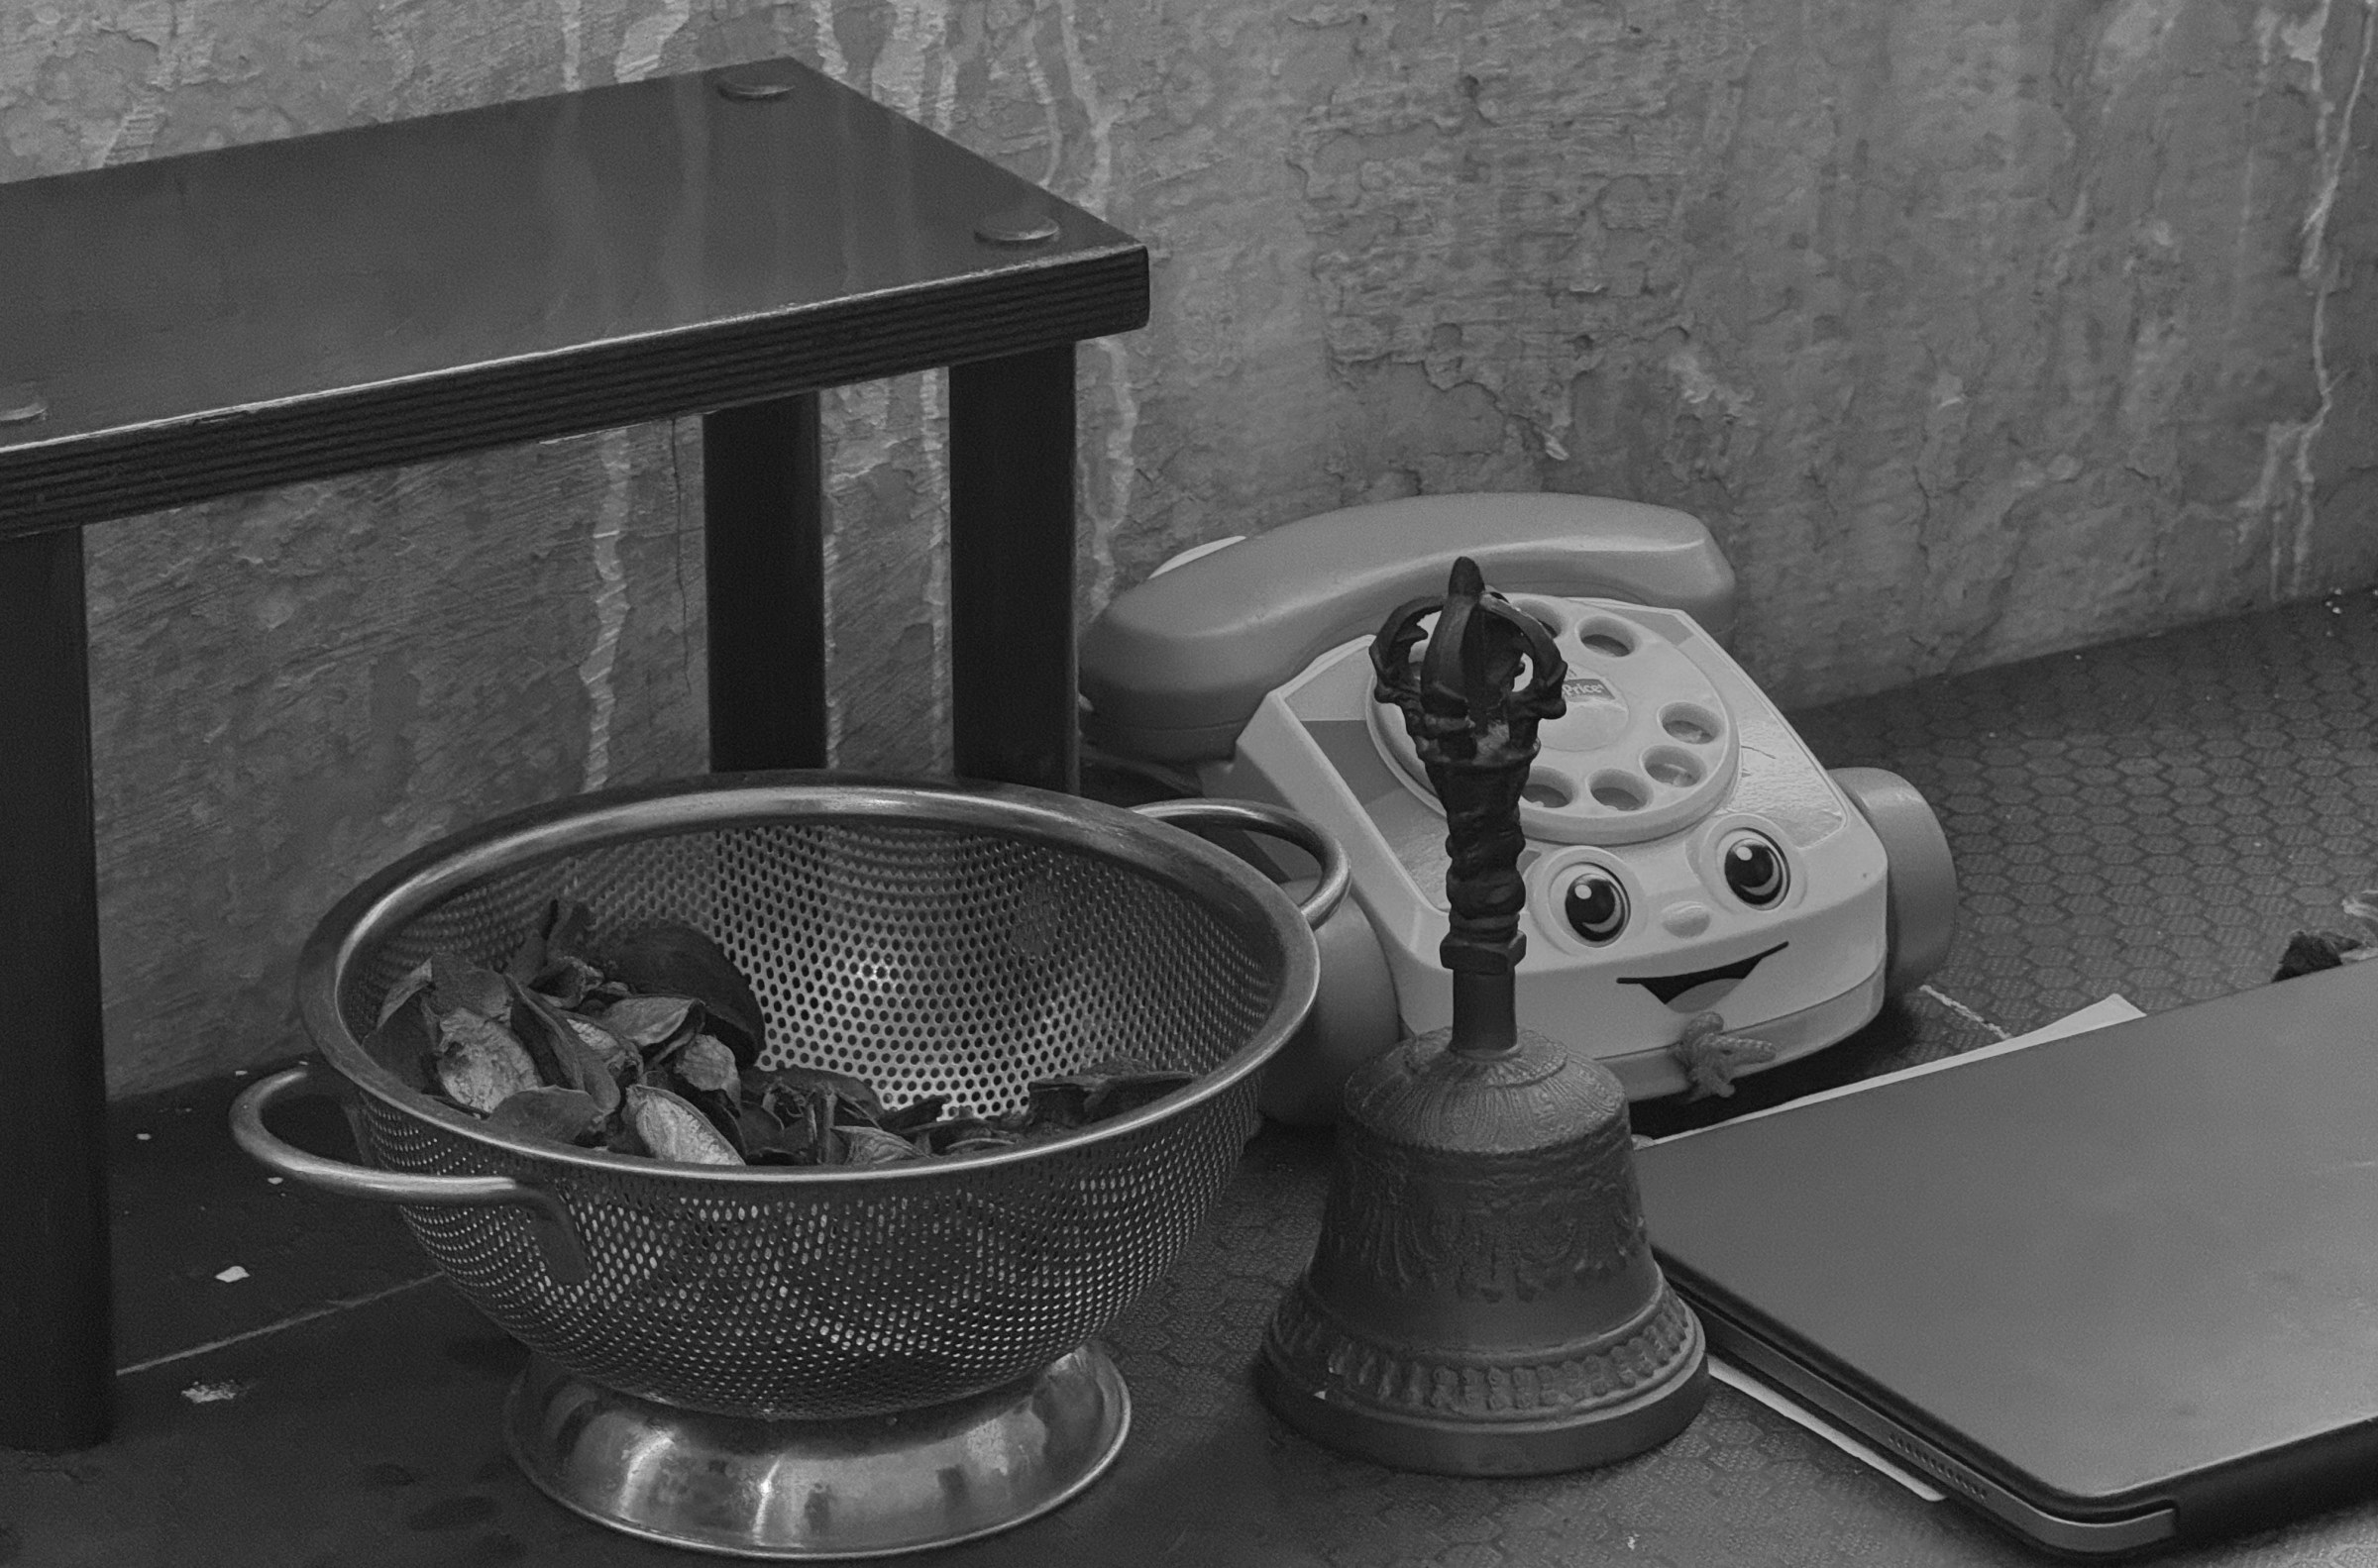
left=229, top=1062, right=593, bottom=1287
left=1132, top=798, right=1351, bottom=931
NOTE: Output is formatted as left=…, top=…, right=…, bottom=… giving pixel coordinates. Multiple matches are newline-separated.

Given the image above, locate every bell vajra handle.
left=1370, top=557, right=1567, bottom=1055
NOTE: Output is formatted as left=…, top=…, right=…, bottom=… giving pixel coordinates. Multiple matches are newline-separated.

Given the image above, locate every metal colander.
left=248, top=775, right=1338, bottom=1424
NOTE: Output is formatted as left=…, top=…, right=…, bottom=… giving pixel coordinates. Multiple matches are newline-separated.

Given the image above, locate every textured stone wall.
left=5, top=0, right=2372, bottom=1093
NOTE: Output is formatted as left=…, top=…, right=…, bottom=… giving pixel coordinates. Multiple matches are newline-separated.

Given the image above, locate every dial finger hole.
left=1643, top=747, right=1702, bottom=788
left=1661, top=703, right=1722, bottom=746
left=1522, top=773, right=1574, bottom=809
left=1573, top=617, right=1638, bottom=658
left=1588, top=772, right=1647, bottom=811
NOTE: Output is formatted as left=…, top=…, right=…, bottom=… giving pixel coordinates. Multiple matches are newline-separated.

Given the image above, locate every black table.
left=0, top=56, right=1147, bottom=1451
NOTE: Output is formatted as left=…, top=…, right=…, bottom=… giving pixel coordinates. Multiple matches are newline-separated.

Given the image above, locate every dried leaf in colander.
left=675, top=1034, right=740, bottom=1096
left=565, top=1014, right=633, bottom=1076
left=596, top=922, right=766, bottom=1068
left=943, top=1132, right=1027, bottom=1157
left=434, top=1012, right=543, bottom=1113
left=877, top=1096, right=948, bottom=1135
left=486, top=1086, right=604, bottom=1147
left=505, top=896, right=597, bottom=988
left=428, top=954, right=512, bottom=1022
left=547, top=896, right=595, bottom=960
left=1020, top=1080, right=1091, bottom=1131
left=1023, top=1057, right=1197, bottom=1129
left=506, top=979, right=621, bottom=1118
left=840, top=1125, right=927, bottom=1166
left=378, top=959, right=436, bottom=1026
left=363, top=992, right=439, bottom=1094
left=580, top=979, right=632, bottom=1011
left=528, top=956, right=603, bottom=1010
left=775, top=1095, right=833, bottom=1164
left=1083, top=1069, right=1196, bottom=1119
left=592, top=994, right=700, bottom=1052
left=751, top=1064, right=884, bottom=1122
left=735, top=1100, right=800, bottom=1165
left=624, top=1084, right=743, bottom=1166
left=918, top=1116, right=1020, bottom=1156
left=668, top=1078, right=749, bottom=1155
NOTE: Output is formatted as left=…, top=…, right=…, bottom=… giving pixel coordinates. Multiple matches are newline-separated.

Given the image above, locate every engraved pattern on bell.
left=1264, top=1276, right=1698, bottom=1420
left=1317, top=1127, right=1644, bottom=1296
left=1314, top=1072, right=1646, bottom=1303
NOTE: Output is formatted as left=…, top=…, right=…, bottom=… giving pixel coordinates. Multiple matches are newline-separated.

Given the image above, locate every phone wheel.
left=1831, top=767, right=1957, bottom=996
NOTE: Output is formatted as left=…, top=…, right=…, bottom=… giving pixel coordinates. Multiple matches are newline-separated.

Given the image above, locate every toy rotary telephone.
left=1079, top=493, right=1957, bottom=1120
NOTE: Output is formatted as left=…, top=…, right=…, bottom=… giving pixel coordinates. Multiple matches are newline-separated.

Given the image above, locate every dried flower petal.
left=676, top=1034, right=740, bottom=1095
left=736, top=1099, right=788, bottom=1155
left=567, top=1015, right=633, bottom=1074
left=506, top=979, right=622, bottom=1116
left=840, top=1126, right=925, bottom=1166
left=878, top=1096, right=948, bottom=1135
left=749, top=1088, right=828, bottom=1165
left=363, top=992, right=439, bottom=1093
left=598, top=923, right=766, bottom=1067
left=594, top=994, right=700, bottom=1051
left=751, top=1065, right=884, bottom=1122
left=942, top=1132, right=1027, bottom=1157
left=428, top=954, right=511, bottom=1021
left=1084, top=1070, right=1196, bottom=1119
left=434, top=1013, right=542, bottom=1113
left=504, top=897, right=597, bottom=989
left=624, top=1084, right=743, bottom=1166
left=529, top=957, right=602, bottom=1009
left=1023, top=1058, right=1196, bottom=1129
left=378, top=959, right=436, bottom=1026
left=486, top=1087, right=603, bottom=1146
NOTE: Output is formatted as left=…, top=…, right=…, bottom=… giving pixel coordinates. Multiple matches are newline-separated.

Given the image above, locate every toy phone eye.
left=1563, top=868, right=1629, bottom=943
left=1719, top=831, right=1788, bottom=908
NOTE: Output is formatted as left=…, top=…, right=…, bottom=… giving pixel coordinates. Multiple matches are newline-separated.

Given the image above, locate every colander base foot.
left=502, top=1345, right=1132, bottom=1559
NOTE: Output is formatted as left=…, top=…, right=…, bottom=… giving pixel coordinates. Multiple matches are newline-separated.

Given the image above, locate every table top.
left=0, top=57, right=1146, bottom=537
left=6, top=588, right=2374, bottom=1566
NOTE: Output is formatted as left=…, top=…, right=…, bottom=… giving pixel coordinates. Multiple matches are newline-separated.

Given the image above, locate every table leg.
left=704, top=393, right=828, bottom=772
left=949, top=345, right=1080, bottom=793
left=0, top=528, right=114, bottom=1451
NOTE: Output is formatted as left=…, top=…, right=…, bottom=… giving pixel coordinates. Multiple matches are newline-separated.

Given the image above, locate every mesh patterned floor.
left=1794, top=583, right=2378, bottom=1038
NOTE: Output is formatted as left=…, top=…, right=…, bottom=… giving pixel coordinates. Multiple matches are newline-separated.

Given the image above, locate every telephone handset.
left=1080, top=492, right=1735, bottom=768
left=1079, top=493, right=1954, bottom=1120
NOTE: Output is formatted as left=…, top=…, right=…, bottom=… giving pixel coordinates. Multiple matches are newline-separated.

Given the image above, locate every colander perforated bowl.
left=230, top=773, right=1344, bottom=1559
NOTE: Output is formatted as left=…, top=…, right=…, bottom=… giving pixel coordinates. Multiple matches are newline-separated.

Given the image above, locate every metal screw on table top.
left=975, top=202, right=1061, bottom=247
left=0, top=387, right=46, bottom=427
left=715, top=73, right=796, bottom=102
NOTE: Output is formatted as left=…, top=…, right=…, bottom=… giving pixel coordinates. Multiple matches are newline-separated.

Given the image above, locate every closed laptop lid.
left=1636, top=960, right=2378, bottom=1522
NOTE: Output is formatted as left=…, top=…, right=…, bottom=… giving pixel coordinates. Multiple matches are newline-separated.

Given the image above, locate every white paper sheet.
left=1706, top=1356, right=1946, bottom=1501
left=1654, top=993, right=2144, bottom=1144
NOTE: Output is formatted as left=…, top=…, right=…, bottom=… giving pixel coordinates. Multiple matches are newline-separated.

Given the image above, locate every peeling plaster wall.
left=5, top=0, right=2373, bottom=1094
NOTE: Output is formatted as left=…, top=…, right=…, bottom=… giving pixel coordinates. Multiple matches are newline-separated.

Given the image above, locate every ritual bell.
left=1255, top=557, right=1709, bottom=1475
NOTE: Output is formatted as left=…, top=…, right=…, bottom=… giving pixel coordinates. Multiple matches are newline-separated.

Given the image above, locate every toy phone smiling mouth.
left=1078, top=493, right=1957, bottom=1119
